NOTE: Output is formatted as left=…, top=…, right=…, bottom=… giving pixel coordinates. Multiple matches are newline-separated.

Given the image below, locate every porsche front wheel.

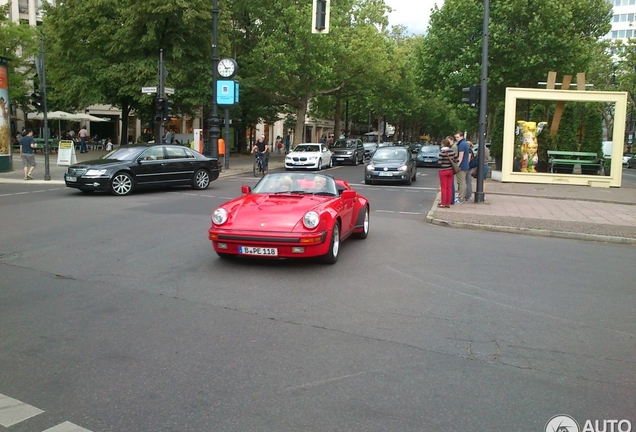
left=322, top=222, right=340, bottom=264
left=353, top=206, right=369, bottom=239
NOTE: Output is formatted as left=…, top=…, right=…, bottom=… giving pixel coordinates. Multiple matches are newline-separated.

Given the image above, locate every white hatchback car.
left=285, top=143, right=333, bottom=170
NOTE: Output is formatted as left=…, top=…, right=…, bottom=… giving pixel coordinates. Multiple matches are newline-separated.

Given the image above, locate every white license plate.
left=424, top=158, right=433, bottom=162
left=66, top=176, right=77, bottom=182
left=239, top=246, right=278, bottom=256
left=378, top=172, right=393, bottom=176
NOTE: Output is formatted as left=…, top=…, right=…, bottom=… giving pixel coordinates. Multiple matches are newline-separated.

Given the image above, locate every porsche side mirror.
left=341, top=189, right=356, bottom=200
left=241, top=185, right=251, bottom=194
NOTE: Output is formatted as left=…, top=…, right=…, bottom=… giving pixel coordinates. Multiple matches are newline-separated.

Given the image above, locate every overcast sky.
left=385, top=0, right=444, bottom=35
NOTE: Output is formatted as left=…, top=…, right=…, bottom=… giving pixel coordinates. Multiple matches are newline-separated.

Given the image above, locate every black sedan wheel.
left=192, top=169, right=211, bottom=190
left=110, top=172, right=134, bottom=196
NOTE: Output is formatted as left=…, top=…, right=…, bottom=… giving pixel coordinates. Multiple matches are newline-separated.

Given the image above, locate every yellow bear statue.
left=516, top=121, right=547, bottom=173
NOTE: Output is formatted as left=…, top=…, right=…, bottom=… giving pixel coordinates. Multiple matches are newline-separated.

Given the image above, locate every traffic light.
left=461, top=84, right=480, bottom=108
left=31, top=92, right=43, bottom=111
left=312, top=0, right=330, bottom=33
left=155, top=97, right=165, bottom=122
left=162, top=98, right=172, bottom=121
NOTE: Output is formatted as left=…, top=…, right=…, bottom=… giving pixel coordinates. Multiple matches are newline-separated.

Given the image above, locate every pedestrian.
left=78, top=126, right=88, bottom=153
left=437, top=137, right=457, bottom=208
left=20, top=129, right=36, bottom=180
left=284, top=135, right=291, bottom=154
left=275, top=135, right=282, bottom=154
left=446, top=135, right=457, bottom=204
left=454, top=131, right=470, bottom=203
left=164, top=129, right=173, bottom=144
left=105, top=137, right=113, bottom=152
left=464, top=140, right=475, bottom=201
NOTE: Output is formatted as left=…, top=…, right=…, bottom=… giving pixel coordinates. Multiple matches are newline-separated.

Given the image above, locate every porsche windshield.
left=253, top=173, right=337, bottom=196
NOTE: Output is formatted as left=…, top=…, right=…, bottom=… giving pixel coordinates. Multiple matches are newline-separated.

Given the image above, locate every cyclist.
left=251, top=134, right=269, bottom=174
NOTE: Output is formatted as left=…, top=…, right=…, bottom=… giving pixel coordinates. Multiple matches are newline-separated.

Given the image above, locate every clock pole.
left=208, top=0, right=220, bottom=159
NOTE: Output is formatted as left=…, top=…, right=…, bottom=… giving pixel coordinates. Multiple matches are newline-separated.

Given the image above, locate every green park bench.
left=547, top=150, right=602, bottom=174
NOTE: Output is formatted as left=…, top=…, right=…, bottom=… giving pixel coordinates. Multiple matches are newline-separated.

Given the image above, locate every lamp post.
left=208, top=0, right=220, bottom=158
left=474, top=0, right=489, bottom=203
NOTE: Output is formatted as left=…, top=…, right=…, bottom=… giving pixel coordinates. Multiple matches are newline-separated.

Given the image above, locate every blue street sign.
left=217, top=80, right=236, bottom=106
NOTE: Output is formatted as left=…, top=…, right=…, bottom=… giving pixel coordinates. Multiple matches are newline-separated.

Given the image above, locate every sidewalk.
left=426, top=179, right=636, bottom=244
left=2, top=150, right=636, bottom=244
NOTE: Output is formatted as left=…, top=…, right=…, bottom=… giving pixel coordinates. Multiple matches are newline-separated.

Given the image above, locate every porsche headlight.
left=366, top=164, right=375, bottom=171
left=398, top=164, right=408, bottom=171
left=303, top=211, right=320, bottom=229
left=85, top=169, right=108, bottom=176
left=212, top=208, right=228, bottom=225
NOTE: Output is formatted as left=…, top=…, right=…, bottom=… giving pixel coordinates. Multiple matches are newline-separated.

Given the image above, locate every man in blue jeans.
left=454, top=131, right=470, bottom=203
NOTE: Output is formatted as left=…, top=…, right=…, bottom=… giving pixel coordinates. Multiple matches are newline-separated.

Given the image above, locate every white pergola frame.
left=502, top=87, right=628, bottom=187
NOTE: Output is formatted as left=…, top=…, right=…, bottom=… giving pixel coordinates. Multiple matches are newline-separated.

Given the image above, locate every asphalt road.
left=0, top=165, right=634, bottom=432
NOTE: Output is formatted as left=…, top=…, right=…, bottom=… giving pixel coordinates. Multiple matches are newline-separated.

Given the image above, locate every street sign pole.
left=38, top=36, right=51, bottom=181
left=208, top=0, right=220, bottom=158
left=154, top=49, right=165, bottom=143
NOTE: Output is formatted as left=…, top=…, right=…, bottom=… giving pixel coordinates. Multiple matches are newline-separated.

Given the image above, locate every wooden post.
left=550, top=74, right=572, bottom=136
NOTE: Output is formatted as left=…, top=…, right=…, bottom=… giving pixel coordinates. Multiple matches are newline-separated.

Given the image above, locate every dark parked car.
left=416, top=145, right=441, bottom=167
left=365, top=146, right=417, bottom=185
left=408, top=142, right=422, bottom=154
left=363, top=142, right=378, bottom=159
left=331, top=138, right=365, bottom=165
left=64, top=144, right=220, bottom=196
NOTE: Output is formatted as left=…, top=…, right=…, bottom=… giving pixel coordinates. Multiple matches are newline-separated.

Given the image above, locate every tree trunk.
left=119, top=102, right=131, bottom=146
left=333, top=97, right=341, bottom=139
left=294, top=96, right=310, bottom=146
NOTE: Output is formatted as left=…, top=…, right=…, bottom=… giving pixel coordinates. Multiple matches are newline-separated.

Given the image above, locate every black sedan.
left=416, top=144, right=441, bottom=167
left=365, top=146, right=417, bottom=185
left=331, top=138, right=364, bottom=165
left=64, top=144, right=220, bottom=196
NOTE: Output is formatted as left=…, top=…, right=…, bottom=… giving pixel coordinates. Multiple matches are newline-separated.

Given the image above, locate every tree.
left=415, top=0, right=613, bottom=151
left=231, top=0, right=390, bottom=145
left=41, top=0, right=216, bottom=144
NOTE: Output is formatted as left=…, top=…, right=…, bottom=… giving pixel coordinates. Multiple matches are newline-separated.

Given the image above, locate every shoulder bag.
left=448, top=154, right=461, bottom=174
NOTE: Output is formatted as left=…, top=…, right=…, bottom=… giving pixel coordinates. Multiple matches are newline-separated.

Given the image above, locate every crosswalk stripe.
left=42, top=421, right=94, bottom=432
left=0, top=392, right=44, bottom=427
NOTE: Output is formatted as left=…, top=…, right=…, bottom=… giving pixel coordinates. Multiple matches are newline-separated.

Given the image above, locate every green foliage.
left=40, top=0, right=215, bottom=143
left=414, top=0, right=613, bottom=140
left=579, top=102, right=603, bottom=155
left=555, top=104, right=578, bottom=151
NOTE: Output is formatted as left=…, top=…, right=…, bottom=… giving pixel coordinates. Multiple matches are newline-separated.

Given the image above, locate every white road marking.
left=42, top=421, right=94, bottom=432
left=0, top=393, right=44, bottom=427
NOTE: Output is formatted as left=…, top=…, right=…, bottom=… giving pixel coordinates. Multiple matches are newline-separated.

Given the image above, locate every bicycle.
left=253, top=152, right=266, bottom=177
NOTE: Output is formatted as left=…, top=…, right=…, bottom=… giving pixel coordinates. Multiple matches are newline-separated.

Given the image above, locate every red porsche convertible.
left=208, top=172, right=370, bottom=264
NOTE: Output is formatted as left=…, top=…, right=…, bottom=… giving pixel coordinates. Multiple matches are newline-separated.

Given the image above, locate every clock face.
left=218, top=58, right=237, bottom=78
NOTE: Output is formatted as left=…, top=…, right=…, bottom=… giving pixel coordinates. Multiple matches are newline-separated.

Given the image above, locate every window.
left=612, top=30, right=619, bottom=39
left=141, top=147, right=164, bottom=161
left=628, top=29, right=634, bottom=38
left=165, top=146, right=189, bottom=159
left=619, top=29, right=626, bottom=38
left=629, top=14, right=635, bottom=22
left=613, top=14, right=620, bottom=22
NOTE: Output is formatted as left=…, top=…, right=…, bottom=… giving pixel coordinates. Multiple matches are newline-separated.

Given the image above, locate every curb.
left=425, top=192, right=636, bottom=245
